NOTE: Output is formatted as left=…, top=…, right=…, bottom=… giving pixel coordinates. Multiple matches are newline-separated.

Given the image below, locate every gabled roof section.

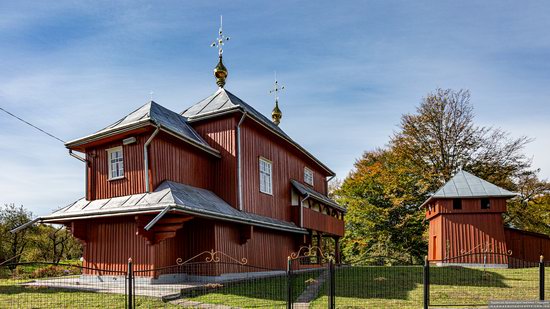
left=66, top=101, right=220, bottom=157
left=182, top=88, right=335, bottom=176
left=420, top=170, right=517, bottom=207
left=290, top=179, right=346, bottom=213
left=42, top=181, right=306, bottom=235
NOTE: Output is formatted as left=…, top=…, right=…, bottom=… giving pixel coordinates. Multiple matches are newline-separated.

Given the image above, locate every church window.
left=107, top=146, right=124, bottom=180
left=304, top=167, right=314, bottom=186
left=259, top=157, right=272, bottom=195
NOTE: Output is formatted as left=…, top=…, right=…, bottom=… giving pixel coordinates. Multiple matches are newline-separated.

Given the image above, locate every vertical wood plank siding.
left=504, top=228, right=550, bottom=262
left=440, top=213, right=508, bottom=264
left=428, top=215, right=442, bottom=260
left=293, top=207, right=344, bottom=236
left=426, top=198, right=507, bottom=220
left=428, top=198, right=509, bottom=264
left=149, top=132, right=212, bottom=190
left=241, top=120, right=330, bottom=221
left=87, top=131, right=214, bottom=200
left=192, top=116, right=238, bottom=207
left=214, top=222, right=298, bottom=271
left=80, top=217, right=215, bottom=275
left=87, top=135, right=149, bottom=200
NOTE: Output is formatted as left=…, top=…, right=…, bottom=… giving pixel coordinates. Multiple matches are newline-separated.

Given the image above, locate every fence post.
left=287, top=257, right=292, bottom=309
left=423, top=255, right=429, bottom=309
left=127, top=258, right=133, bottom=309
left=540, top=255, right=545, bottom=301
left=328, top=259, right=335, bottom=309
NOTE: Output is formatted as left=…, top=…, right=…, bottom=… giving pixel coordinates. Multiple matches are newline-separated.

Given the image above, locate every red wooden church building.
left=37, top=31, right=345, bottom=276
left=423, top=170, right=550, bottom=265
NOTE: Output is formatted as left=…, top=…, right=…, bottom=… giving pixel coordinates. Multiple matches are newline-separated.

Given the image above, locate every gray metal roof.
left=182, top=88, right=335, bottom=176
left=42, top=180, right=307, bottom=234
left=420, top=170, right=517, bottom=207
left=66, top=101, right=219, bottom=156
left=290, top=179, right=346, bottom=213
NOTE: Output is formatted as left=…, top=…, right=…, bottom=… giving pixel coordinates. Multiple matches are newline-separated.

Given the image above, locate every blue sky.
left=0, top=1, right=549, bottom=216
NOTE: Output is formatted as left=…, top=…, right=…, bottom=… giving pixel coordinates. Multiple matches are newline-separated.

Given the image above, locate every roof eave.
left=65, top=119, right=151, bottom=148
left=65, top=119, right=220, bottom=158
left=185, top=106, right=241, bottom=122
left=290, top=180, right=346, bottom=213
left=419, top=193, right=518, bottom=209
left=42, top=203, right=307, bottom=235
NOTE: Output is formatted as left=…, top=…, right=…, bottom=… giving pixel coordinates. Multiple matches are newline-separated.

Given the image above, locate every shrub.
left=29, top=265, right=80, bottom=279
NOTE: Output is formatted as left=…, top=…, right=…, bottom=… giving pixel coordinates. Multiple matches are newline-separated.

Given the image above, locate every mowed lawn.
left=310, top=266, right=542, bottom=308
left=0, top=279, right=178, bottom=309
left=0, top=266, right=545, bottom=308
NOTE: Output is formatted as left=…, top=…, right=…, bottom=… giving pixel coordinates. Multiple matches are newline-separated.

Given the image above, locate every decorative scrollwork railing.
left=176, top=249, right=248, bottom=266
left=459, top=241, right=512, bottom=256
left=289, top=245, right=333, bottom=262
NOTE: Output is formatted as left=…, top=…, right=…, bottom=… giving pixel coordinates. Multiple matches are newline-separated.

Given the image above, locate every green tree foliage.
left=337, top=88, right=547, bottom=262
left=0, top=204, right=34, bottom=264
left=29, top=225, right=82, bottom=263
left=336, top=150, right=426, bottom=263
left=392, top=88, right=531, bottom=190
left=0, top=204, right=82, bottom=264
left=505, top=172, right=550, bottom=235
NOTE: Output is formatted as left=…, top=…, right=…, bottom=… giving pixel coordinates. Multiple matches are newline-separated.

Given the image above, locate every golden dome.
left=272, top=99, right=282, bottom=126
left=214, top=56, right=228, bottom=88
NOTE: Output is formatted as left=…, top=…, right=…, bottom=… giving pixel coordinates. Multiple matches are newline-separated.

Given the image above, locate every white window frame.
left=259, top=157, right=273, bottom=195
left=107, top=146, right=124, bottom=180
left=304, top=167, right=314, bottom=186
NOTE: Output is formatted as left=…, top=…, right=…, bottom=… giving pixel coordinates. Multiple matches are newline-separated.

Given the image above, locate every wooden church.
left=37, top=25, right=345, bottom=275
left=423, top=170, right=550, bottom=265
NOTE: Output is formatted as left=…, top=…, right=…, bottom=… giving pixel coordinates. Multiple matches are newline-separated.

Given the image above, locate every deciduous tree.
left=337, top=88, right=542, bottom=262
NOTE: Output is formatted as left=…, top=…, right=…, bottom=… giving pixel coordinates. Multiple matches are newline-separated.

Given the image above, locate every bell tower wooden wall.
left=426, top=198, right=508, bottom=262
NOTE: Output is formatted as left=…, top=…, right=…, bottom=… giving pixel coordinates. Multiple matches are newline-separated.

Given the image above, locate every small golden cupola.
left=270, top=75, right=285, bottom=126
left=211, top=16, right=230, bottom=88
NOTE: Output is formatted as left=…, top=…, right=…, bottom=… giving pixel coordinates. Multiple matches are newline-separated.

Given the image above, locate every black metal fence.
left=0, top=251, right=547, bottom=308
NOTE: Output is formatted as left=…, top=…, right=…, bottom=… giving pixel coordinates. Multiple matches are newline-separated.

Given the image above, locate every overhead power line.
left=0, top=106, right=66, bottom=144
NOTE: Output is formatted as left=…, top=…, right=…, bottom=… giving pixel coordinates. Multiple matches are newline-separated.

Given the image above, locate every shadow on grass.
left=176, top=264, right=519, bottom=305
left=332, top=265, right=512, bottom=301
left=180, top=269, right=326, bottom=307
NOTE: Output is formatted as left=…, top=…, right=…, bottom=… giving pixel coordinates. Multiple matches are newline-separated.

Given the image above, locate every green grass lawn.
left=0, top=287, right=176, bottom=308
left=309, top=266, right=541, bottom=308
left=0, top=279, right=179, bottom=309
left=0, top=266, right=543, bottom=308
left=184, top=271, right=319, bottom=308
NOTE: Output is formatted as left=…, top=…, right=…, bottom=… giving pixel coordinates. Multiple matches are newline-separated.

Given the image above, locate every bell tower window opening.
left=453, top=198, right=462, bottom=210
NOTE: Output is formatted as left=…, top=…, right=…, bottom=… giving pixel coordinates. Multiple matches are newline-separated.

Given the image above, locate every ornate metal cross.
left=211, top=15, right=230, bottom=56
left=269, top=72, right=285, bottom=101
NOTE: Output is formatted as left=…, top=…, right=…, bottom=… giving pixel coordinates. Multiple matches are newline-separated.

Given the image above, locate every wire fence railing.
left=0, top=252, right=547, bottom=308
left=0, top=262, right=128, bottom=309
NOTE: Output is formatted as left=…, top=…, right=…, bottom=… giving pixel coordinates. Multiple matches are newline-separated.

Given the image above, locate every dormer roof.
left=420, top=170, right=517, bottom=208
left=182, top=88, right=335, bottom=176
left=66, top=101, right=220, bottom=157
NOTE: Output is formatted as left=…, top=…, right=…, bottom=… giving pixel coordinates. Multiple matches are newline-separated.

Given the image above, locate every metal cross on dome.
left=269, top=72, right=285, bottom=100
left=211, top=15, right=230, bottom=56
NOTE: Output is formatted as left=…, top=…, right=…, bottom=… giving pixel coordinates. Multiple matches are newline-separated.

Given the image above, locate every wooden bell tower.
left=421, top=171, right=516, bottom=262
